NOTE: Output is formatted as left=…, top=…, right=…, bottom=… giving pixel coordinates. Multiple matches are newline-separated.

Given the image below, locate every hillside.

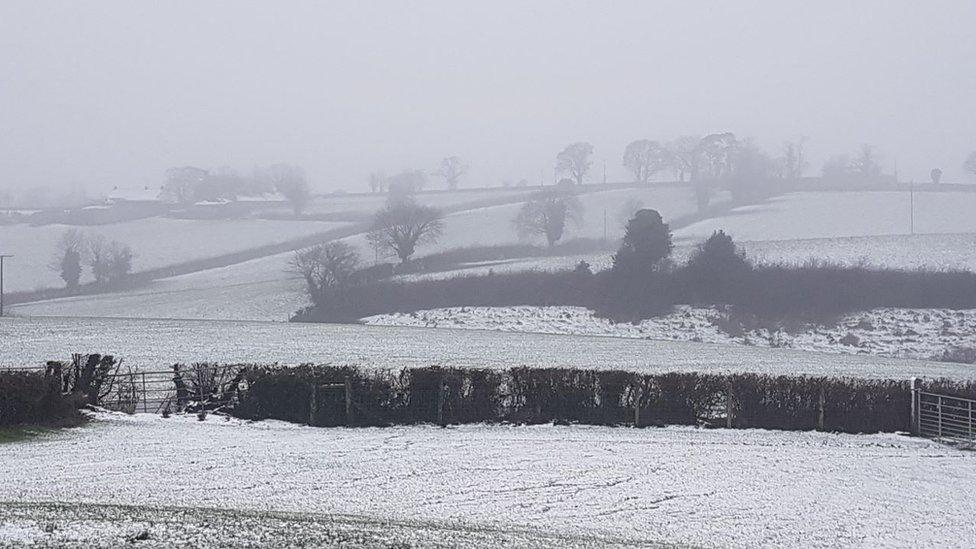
left=12, top=185, right=717, bottom=320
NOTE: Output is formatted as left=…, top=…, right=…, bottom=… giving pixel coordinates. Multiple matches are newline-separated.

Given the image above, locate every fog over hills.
left=1, top=0, right=975, bottom=195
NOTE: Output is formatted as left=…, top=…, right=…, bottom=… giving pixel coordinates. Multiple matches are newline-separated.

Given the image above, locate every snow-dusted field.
left=1, top=316, right=973, bottom=380
left=742, top=232, right=976, bottom=272
left=305, top=188, right=537, bottom=216
left=0, top=218, right=349, bottom=292
left=675, top=190, right=976, bottom=243
left=11, top=186, right=709, bottom=320
left=11, top=258, right=305, bottom=321
left=365, top=306, right=976, bottom=365
left=1, top=412, right=973, bottom=548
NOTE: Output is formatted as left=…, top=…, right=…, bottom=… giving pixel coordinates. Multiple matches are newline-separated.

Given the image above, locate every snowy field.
left=1, top=412, right=973, bottom=548
left=365, top=306, right=976, bottom=365
left=11, top=186, right=709, bottom=320
left=675, top=190, right=976, bottom=243
left=10, top=259, right=306, bottom=321
left=305, top=188, right=538, bottom=215
left=0, top=218, right=349, bottom=292
left=742, top=232, right=976, bottom=271
left=407, top=230, right=976, bottom=284
left=1, top=316, right=972, bottom=380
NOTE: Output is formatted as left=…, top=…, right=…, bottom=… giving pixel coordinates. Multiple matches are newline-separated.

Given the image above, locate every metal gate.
left=913, top=386, right=975, bottom=448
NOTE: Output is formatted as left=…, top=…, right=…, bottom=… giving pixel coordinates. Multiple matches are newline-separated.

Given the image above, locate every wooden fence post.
left=308, top=384, right=317, bottom=426
left=910, top=377, right=920, bottom=436
left=817, top=384, right=826, bottom=431
left=726, top=378, right=734, bottom=429
left=344, top=378, right=353, bottom=426
left=436, top=374, right=445, bottom=427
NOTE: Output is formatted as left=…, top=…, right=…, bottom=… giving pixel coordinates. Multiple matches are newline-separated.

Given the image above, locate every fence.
left=0, top=360, right=241, bottom=415
left=912, top=378, right=976, bottom=448
left=6, top=360, right=976, bottom=444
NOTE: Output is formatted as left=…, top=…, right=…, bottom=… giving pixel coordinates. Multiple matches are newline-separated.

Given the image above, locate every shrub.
left=0, top=370, right=82, bottom=426
left=611, top=209, right=672, bottom=277
left=681, top=230, right=752, bottom=304
left=229, top=365, right=972, bottom=434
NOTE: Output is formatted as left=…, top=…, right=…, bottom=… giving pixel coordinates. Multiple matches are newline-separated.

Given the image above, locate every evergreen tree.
left=611, top=209, right=673, bottom=276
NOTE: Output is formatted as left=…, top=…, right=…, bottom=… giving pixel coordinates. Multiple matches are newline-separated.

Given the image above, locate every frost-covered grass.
left=364, top=305, right=976, bottom=364
left=0, top=411, right=973, bottom=548
left=0, top=218, right=349, bottom=292
left=1, top=316, right=972, bottom=380
left=0, top=426, right=56, bottom=445
left=0, top=501, right=615, bottom=549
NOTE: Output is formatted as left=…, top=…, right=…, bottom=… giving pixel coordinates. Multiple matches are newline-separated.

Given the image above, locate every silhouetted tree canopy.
left=611, top=209, right=672, bottom=276
left=367, top=200, right=444, bottom=263
left=513, top=189, right=583, bottom=247
left=683, top=230, right=752, bottom=303
left=556, top=142, right=594, bottom=185
left=291, top=241, right=360, bottom=308
left=435, top=156, right=467, bottom=191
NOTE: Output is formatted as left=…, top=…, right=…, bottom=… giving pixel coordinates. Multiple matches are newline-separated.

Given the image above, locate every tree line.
left=291, top=199, right=976, bottom=324
left=50, top=229, right=134, bottom=290
left=162, top=164, right=311, bottom=215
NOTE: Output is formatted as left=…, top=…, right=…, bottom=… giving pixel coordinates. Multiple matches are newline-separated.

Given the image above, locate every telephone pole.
left=0, top=254, right=11, bottom=317
left=909, top=180, right=915, bottom=235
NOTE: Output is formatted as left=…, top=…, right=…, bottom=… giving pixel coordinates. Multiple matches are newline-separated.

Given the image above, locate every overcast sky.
left=1, top=0, right=974, bottom=195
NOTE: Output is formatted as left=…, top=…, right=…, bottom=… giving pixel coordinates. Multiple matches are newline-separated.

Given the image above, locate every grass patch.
left=0, top=425, right=56, bottom=444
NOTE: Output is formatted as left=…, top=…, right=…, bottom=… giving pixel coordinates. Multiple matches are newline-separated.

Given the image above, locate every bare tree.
left=850, top=144, right=882, bottom=177
left=386, top=169, right=427, bottom=201
left=265, top=164, right=311, bottom=215
left=780, top=138, right=809, bottom=179
left=930, top=168, right=943, bottom=184
left=513, top=189, right=584, bottom=247
left=963, top=151, right=976, bottom=181
left=822, top=154, right=852, bottom=179
left=367, top=200, right=444, bottom=263
left=666, top=136, right=702, bottom=182
left=88, top=234, right=110, bottom=284
left=698, top=133, right=738, bottom=180
left=622, top=140, right=668, bottom=185
left=162, top=166, right=208, bottom=204
left=290, top=241, right=360, bottom=307
left=368, top=172, right=386, bottom=194
left=435, top=156, right=467, bottom=191
left=105, top=241, right=133, bottom=283
left=556, top=142, right=594, bottom=185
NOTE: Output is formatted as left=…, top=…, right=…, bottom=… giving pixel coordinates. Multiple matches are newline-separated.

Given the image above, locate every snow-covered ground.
left=1, top=412, right=973, bottom=548
left=2, top=316, right=973, bottom=380
left=11, top=186, right=709, bottom=320
left=364, top=306, right=976, bottom=364
left=305, top=188, right=537, bottom=216
left=675, top=190, right=976, bottom=243
left=742, top=232, right=976, bottom=272
left=0, top=218, right=349, bottom=292
left=396, top=231, right=976, bottom=285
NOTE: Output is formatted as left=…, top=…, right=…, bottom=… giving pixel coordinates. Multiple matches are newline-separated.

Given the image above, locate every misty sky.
left=1, top=0, right=974, bottom=195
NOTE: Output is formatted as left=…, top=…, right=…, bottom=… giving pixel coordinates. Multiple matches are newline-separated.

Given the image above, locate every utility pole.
left=0, top=254, right=11, bottom=317
left=909, top=180, right=915, bottom=235
left=603, top=160, right=607, bottom=185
